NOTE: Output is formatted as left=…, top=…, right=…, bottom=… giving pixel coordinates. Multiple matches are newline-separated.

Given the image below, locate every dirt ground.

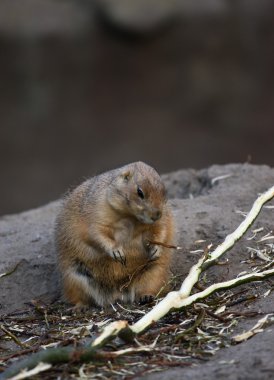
left=0, top=163, right=274, bottom=379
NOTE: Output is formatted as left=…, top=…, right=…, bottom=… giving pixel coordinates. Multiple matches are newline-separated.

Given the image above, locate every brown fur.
left=55, top=161, right=175, bottom=307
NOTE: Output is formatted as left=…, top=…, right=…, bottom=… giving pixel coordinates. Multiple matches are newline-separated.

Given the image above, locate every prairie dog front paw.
left=146, top=242, right=161, bottom=260
left=108, top=247, right=126, bottom=265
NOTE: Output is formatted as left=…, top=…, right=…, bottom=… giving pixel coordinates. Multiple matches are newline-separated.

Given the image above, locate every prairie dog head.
left=107, top=162, right=166, bottom=224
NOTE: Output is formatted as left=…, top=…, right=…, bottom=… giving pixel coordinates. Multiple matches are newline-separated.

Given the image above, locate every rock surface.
left=1, top=163, right=274, bottom=379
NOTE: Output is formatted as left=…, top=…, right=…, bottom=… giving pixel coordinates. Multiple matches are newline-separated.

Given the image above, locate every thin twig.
left=175, top=309, right=206, bottom=342
left=0, top=324, right=28, bottom=349
left=0, top=261, right=22, bottom=279
left=148, top=240, right=182, bottom=250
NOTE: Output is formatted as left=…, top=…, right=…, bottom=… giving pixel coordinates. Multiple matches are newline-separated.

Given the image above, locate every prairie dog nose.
left=151, top=210, right=162, bottom=222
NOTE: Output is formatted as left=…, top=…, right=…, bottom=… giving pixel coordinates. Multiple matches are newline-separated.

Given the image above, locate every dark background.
left=1, top=0, right=274, bottom=216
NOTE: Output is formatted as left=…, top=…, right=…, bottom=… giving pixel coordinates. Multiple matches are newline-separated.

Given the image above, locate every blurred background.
left=0, top=0, right=274, bottom=215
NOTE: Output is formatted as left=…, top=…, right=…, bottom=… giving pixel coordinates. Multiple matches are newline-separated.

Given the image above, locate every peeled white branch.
left=203, top=185, right=274, bottom=268
left=92, top=320, right=129, bottom=348
left=178, top=185, right=274, bottom=298
left=132, top=268, right=274, bottom=334
left=175, top=184, right=274, bottom=299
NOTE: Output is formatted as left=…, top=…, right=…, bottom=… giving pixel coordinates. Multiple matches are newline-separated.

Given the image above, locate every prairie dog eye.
left=137, top=186, right=144, bottom=199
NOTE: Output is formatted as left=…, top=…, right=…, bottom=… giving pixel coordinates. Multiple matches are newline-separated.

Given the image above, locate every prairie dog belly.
left=113, top=218, right=145, bottom=255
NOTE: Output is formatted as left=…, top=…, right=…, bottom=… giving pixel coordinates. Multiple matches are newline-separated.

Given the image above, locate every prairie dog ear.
left=121, top=170, right=132, bottom=182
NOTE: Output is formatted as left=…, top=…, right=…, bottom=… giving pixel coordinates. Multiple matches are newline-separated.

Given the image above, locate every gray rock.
left=0, top=201, right=60, bottom=313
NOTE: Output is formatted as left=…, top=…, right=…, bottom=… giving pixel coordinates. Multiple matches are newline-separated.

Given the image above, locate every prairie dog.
left=55, top=161, right=175, bottom=308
